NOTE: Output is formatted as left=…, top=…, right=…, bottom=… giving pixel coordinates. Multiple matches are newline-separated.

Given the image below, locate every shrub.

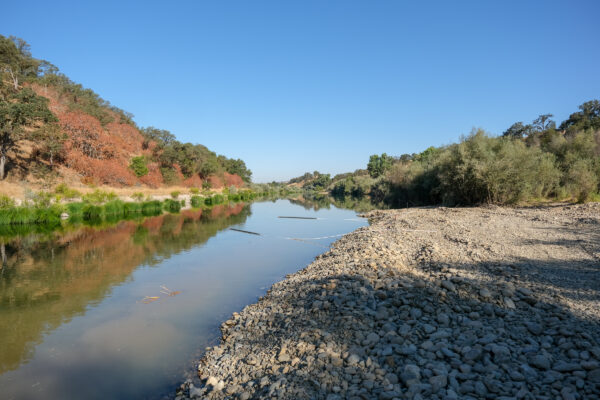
left=0, top=195, right=15, bottom=209
left=163, top=199, right=181, bottom=213
left=54, top=183, right=81, bottom=199
left=66, top=202, right=85, bottom=216
left=103, top=200, right=125, bottom=216
left=190, top=195, right=203, bottom=208
left=82, top=189, right=117, bottom=204
left=202, top=181, right=212, bottom=189
left=129, top=156, right=149, bottom=177
left=131, top=192, right=145, bottom=202
left=82, top=204, right=103, bottom=220
left=34, top=205, right=63, bottom=224
left=566, top=159, right=598, bottom=202
left=189, top=187, right=200, bottom=195
left=170, top=191, right=180, bottom=199
left=124, top=202, right=142, bottom=214
left=142, top=200, right=163, bottom=216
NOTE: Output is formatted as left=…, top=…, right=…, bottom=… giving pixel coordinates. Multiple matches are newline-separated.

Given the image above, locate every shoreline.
left=179, top=204, right=600, bottom=399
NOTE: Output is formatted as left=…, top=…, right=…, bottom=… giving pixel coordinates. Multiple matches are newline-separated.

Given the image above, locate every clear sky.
left=3, top=1, right=600, bottom=182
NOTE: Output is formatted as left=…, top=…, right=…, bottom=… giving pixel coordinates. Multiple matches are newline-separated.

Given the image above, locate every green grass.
left=103, top=200, right=125, bottom=216
left=66, top=202, right=85, bottom=216
left=82, top=204, right=103, bottom=220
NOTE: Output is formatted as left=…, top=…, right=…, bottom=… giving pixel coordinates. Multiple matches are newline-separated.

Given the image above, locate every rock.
left=384, top=373, right=398, bottom=384
left=525, top=322, right=543, bottom=335
left=429, top=374, right=447, bottom=393
left=441, top=280, right=456, bottom=292
left=530, top=355, right=551, bottom=370
left=504, top=297, right=516, bottom=309
left=60, top=212, right=69, bottom=220
left=437, top=313, right=450, bottom=325
left=552, top=361, right=580, bottom=372
left=479, top=287, right=492, bottom=298
left=366, top=332, right=380, bottom=344
left=206, top=376, right=219, bottom=387
left=588, top=368, right=600, bottom=383
left=347, top=354, right=360, bottom=366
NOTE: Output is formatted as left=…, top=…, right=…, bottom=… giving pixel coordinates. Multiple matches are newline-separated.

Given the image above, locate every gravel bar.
left=178, top=203, right=600, bottom=399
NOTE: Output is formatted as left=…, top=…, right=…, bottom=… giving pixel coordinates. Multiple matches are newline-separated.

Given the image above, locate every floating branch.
left=278, top=216, right=318, bottom=220
left=230, top=228, right=261, bottom=235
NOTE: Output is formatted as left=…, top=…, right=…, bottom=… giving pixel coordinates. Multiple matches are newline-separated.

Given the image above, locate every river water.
left=0, top=199, right=367, bottom=399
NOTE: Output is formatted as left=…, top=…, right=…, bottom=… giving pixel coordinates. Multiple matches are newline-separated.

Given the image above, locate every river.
left=0, top=199, right=367, bottom=399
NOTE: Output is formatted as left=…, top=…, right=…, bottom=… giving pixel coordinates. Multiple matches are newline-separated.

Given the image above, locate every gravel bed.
left=178, top=203, right=600, bottom=399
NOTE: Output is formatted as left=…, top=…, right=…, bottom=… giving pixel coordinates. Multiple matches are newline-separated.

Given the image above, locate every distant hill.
left=0, top=35, right=250, bottom=189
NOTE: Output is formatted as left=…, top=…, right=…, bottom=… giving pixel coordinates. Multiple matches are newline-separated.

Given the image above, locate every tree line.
left=327, top=101, right=600, bottom=205
left=0, top=35, right=251, bottom=184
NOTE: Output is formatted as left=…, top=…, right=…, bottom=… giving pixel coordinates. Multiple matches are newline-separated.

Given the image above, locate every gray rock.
left=530, top=355, right=551, bottom=370
left=441, top=280, right=456, bottom=292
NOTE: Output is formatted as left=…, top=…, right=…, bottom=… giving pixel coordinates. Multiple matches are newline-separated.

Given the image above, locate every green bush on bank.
left=163, top=199, right=181, bottom=213
left=190, top=195, right=203, bottom=208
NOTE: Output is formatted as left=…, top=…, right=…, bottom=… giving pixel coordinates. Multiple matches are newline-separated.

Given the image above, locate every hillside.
left=0, top=35, right=250, bottom=193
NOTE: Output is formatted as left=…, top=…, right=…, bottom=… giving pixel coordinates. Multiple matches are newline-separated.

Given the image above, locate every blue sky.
left=4, top=1, right=600, bottom=182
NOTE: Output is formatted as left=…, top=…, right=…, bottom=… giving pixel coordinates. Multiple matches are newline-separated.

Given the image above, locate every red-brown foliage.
left=208, top=175, right=224, bottom=189
left=139, top=161, right=163, bottom=188
left=223, top=172, right=244, bottom=187
left=182, top=174, right=203, bottom=188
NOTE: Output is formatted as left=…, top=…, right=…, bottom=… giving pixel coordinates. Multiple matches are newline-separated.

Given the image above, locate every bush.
left=66, top=202, right=85, bottom=216
left=141, top=200, right=162, bottom=215
left=202, top=181, right=212, bottom=189
left=83, top=189, right=117, bottom=204
left=54, top=183, right=81, bottom=199
left=129, top=156, right=149, bottom=177
left=190, top=195, right=203, bottom=208
left=170, top=191, right=180, bottom=199
left=566, top=159, right=598, bottom=202
left=103, top=200, right=125, bottom=216
left=0, top=195, right=15, bottom=209
left=131, top=192, right=145, bottom=202
left=82, top=204, right=103, bottom=220
left=163, top=199, right=181, bottom=213
left=124, top=202, right=142, bottom=214
left=189, top=187, right=200, bottom=195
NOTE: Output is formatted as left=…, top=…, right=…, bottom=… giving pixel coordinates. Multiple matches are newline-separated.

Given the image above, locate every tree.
left=0, top=35, right=42, bottom=91
left=129, top=156, right=149, bottom=177
left=140, top=126, right=176, bottom=147
left=36, top=123, right=66, bottom=167
left=367, top=153, right=393, bottom=178
left=559, top=100, right=600, bottom=133
left=532, top=114, right=555, bottom=132
left=502, top=122, right=533, bottom=138
left=0, top=88, right=56, bottom=179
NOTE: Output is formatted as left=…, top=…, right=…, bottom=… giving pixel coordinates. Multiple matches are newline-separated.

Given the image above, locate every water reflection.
left=288, top=192, right=385, bottom=212
left=0, top=200, right=366, bottom=400
left=0, top=204, right=250, bottom=375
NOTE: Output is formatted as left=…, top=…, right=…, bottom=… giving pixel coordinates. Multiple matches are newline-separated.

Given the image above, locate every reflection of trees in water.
left=288, top=193, right=384, bottom=213
left=0, top=204, right=250, bottom=374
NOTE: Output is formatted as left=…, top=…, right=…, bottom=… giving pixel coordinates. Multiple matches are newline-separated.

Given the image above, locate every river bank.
left=179, top=203, right=600, bottom=399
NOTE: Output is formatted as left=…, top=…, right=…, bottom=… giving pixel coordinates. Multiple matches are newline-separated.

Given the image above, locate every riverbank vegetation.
left=0, top=35, right=251, bottom=187
left=295, top=100, right=600, bottom=206
left=0, top=186, right=264, bottom=226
